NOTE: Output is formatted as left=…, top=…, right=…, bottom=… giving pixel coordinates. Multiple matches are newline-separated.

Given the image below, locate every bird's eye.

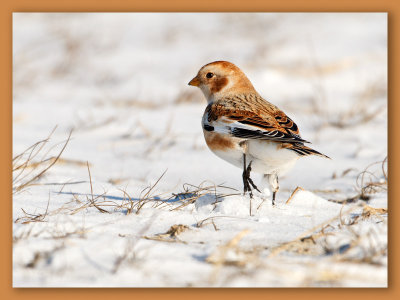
left=206, top=72, right=214, bottom=79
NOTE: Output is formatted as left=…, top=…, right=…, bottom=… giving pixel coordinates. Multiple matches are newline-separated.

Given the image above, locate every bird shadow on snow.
left=192, top=254, right=209, bottom=263
left=54, top=190, right=233, bottom=215
left=56, top=191, right=200, bottom=204
left=55, top=190, right=290, bottom=216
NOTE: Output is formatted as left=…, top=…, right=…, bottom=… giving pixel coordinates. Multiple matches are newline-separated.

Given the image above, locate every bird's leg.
left=246, top=161, right=261, bottom=193
left=242, top=153, right=252, bottom=196
left=265, top=173, right=279, bottom=206
left=242, top=154, right=261, bottom=200
left=242, top=152, right=254, bottom=216
left=271, top=175, right=279, bottom=206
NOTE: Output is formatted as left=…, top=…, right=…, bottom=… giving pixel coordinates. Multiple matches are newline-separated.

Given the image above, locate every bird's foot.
left=242, top=161, right=261, bottom=199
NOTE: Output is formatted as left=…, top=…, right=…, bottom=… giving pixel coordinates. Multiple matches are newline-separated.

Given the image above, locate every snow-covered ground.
left=12, top=13, right=387, bottom=287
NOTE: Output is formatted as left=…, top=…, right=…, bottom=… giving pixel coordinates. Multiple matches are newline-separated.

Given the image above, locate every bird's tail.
left=290, top=143, right=330, bottom=159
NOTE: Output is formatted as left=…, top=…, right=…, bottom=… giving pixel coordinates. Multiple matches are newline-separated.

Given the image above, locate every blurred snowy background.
left=13, top=13, right=387, bottom=287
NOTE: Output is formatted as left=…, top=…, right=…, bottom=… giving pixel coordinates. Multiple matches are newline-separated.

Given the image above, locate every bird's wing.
left=204, top=101, right=309, bottom=144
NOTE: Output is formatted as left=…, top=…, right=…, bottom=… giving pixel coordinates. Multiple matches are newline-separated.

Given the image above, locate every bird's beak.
left=188, top=76, right=200, bottom=87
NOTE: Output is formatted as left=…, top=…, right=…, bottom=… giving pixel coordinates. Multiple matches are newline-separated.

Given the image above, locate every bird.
left=188, top=60, right=329, bottom=206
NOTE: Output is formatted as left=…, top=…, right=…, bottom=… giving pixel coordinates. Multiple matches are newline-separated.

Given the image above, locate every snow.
left=13, top=13, right=387, bottom=287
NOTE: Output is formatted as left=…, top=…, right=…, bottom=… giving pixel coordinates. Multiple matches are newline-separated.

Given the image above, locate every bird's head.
left=188, top=61, right=256, bottom=101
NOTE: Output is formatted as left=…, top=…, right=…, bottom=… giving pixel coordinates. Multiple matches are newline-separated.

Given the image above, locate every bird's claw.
left=242, top=161, right=260, bottom=198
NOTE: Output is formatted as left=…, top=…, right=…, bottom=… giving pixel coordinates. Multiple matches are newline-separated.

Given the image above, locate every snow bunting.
left=188, top=61, right=329, bottom=205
